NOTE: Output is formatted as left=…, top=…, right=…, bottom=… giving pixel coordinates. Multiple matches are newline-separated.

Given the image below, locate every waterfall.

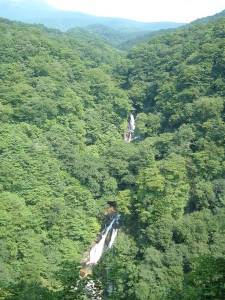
left=82, top=213, right=120, bottom=299
left=130, top=114, right=135, bottom=131
left=124, top=114, right=135, bottom=142
left=108, top=229, right=118, bottom=249
left=87, top=214, right=120, bottom=265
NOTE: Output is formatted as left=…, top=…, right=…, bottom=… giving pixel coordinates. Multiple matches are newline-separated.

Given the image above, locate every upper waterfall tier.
left=124, top=114, right=135, bottom=142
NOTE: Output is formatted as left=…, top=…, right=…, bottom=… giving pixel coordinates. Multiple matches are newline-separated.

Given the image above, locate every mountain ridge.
left=0, top=0, right=184, bottom=31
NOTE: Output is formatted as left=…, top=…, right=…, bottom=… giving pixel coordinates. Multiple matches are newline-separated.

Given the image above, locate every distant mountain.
left=0, top=0, right=184, bottom=31
left=81, top=6, right=225, bottom=52
left=118, top=9, right=225, bottom=51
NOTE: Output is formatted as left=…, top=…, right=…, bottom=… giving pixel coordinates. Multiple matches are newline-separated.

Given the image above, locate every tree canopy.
left=0, top=15, right=225, bottom=300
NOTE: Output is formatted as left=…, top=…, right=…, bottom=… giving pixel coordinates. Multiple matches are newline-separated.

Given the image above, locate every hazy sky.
left=44, top=0, right=224, bottom=23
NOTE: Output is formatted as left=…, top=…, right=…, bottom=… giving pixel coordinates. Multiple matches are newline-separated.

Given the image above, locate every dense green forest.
left=0, top=13, right=225, bottom=300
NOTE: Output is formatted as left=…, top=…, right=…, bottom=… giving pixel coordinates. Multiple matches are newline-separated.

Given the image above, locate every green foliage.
left=116, top=189, right=132, bottom=216
left=169, top=256, right=225, bottom=299
left=97, top=16, right=225, bottom=300
left=0, top=19, right=130, bottom=296
left=135, top=112, right=163, bottom=138
left=135, top=153, right=189, bottom=224
left=0, top=14, right=225, bottom=300
left=93, top=233, right=138, bottom=300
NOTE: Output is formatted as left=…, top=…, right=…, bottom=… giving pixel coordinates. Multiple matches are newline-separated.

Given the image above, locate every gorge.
left=0, top=11, right=224, bottom=300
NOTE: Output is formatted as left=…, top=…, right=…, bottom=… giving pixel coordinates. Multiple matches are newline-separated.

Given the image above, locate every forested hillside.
left=94, top=16, right=225, bottom=300
left=0, top=15, right=225, bottom=300
left=74, top=25, right=176, bottom=52
left=0, top=18, right=132, bottom=299
left=72, top=24, right=144, bottom=50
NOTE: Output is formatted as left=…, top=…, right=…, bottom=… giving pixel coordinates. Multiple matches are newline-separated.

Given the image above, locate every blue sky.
left=45, top=0, right=225, bottom=22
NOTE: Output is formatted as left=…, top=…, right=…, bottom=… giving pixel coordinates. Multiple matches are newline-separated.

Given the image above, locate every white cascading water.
left=87, top=214, right=120, bottom=265
left=124, top=113, right=135, bottom=142
left=108, top=229, right=118, bottom=249
left=130, top=114, right=135, bottom=131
